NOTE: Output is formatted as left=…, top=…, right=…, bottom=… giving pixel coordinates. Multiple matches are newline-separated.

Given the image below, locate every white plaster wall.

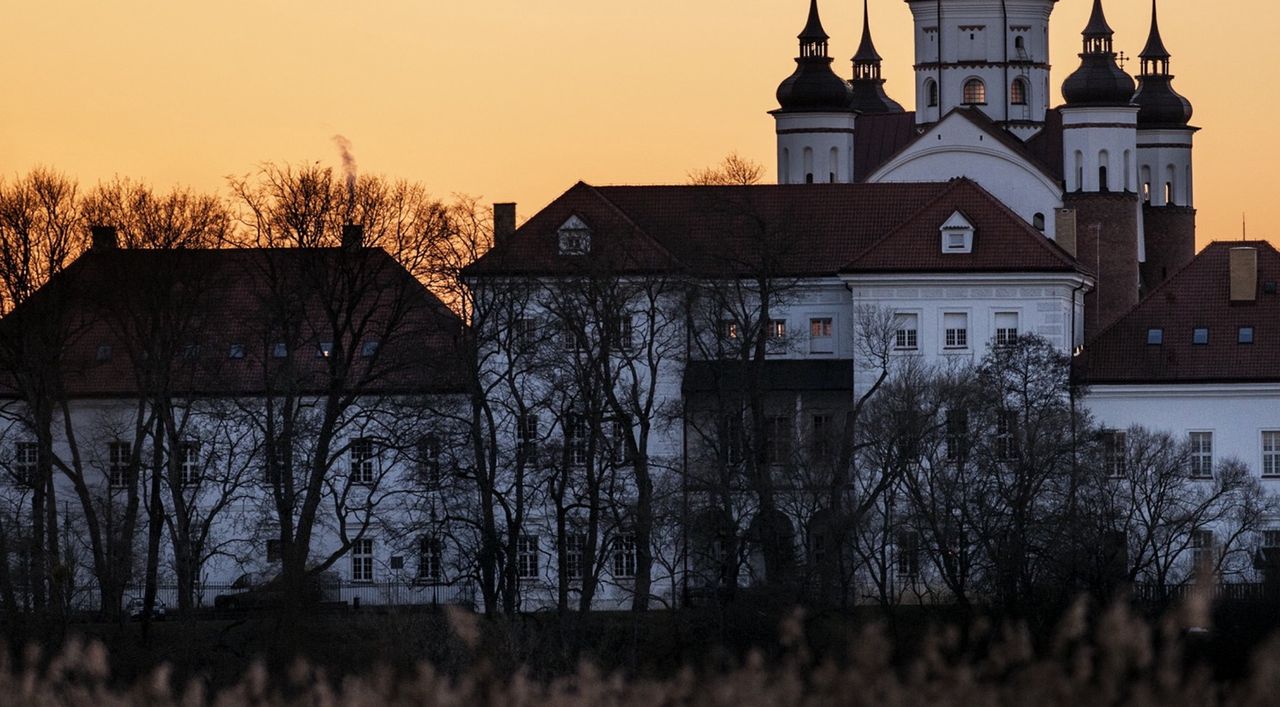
left=1137, top=128, right=1195, bottom=207
left=866, top=114, right=1064, bottom=239
left=775, top=112, right=857, bottom=185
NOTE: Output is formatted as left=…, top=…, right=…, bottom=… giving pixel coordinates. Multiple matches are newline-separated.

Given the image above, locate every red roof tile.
left=1077, top=241, right=1280, bottom=384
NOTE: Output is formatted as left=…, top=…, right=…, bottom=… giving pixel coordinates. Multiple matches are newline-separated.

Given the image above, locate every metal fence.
left=108, top=579, right=474, bottom=613
left=1131, top=581, right=1274, bottom=604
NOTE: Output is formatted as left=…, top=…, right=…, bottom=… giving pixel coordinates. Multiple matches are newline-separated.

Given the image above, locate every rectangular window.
left=809, top=318, right=834, bottom=354
left=349, top=437, right=376, bottom=485
left=1192, top=328, right=1209, bottom=345
left=611, top=315, right=635, bottom=353
left=266, top=441, right=288, bottom=486
left=994, top=312, right=1019, bottom=347
left=1188, top=431, right=1213, bottom=479
left=229, top=343, right=247, bottom=359
left=1146, top=328, right=1163, bottom=345
left=894, top=313, right=919, bottom=350
left=995, top=410, right=1019, bottom=460
left=361, top=340, right=380, bottom=357
left=14, top=442, right=38, bottom=487
left=272, top=342, right=288, bottom=358
left=1263, top=431, right=1280, bottom=478
left=317, top=341, right=334, bottom=358
left=418, top=434, right=442, bottom=487
left=896, top=530, right=920, bottom=578
left=517, top=535, right=539, bottom=579
left=418, top=535, right=443, bottom=582
left=1264, top=530, right=1280, bottom=549
left=266, top=538, right=282, bottom=564
left=764, top=415, right=793, bottom=465
left=178, top=440, right=201, bottom=486
left=351, top=538, right=374, bottom=582
left=513, top=318, right=537, bottom=351
left=1239, top=327, right=1255, bottom=344
left=564, top=533, right=587, bottom=581
left=767, top=319, right=788, bottom=353
left=517, top=414, right=539, bottom=466
left=613, top=533, right=638, bottom=579
left=1190, top=530, right=1215, bottom=571
left=96, top=344, right=112, bottom=362
left=610, top=417, right=632, bottom=465
left=720, top=319, right=740, bottom=342
left=108, top=441, right=131, bottom=488
left=1102, top=430, right=1127, bottom=478
left=561, top=320, right=581, bottom=353
left=943, top=312, right=968, bottom=349
left=945, top=408, right=968, bottom=462
left=566, top=413, right=589, bottom=467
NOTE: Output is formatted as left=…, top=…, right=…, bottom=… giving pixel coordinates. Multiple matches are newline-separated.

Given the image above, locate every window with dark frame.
left=1146, top=328, right=1163, bottom=345
left=1263, top=431, right=1280, bottom=477
left=108, top=441, right=131, bottom=488
left=418, top=434, right=442, bottom=487
left=767, top=319, right=788, bottom=353
left=1239, top=326, right=1255, bottom=344
left=962, top=78, right=986, bottom=104
left=516, top=535, right=539, bottom=579
left=943, top=313, right=968, bottom=349
left=1192, top=328, right=1209, bottom=345
left=995, top=410, right=1019, bottom=460
left=349, top=437, right=376, bottom=485
left=14, top=442, right=38, bottom=487
left=266, top=538, right=282, bottom=563
left=229, top=343, right=247, bottom=359
left=563, top=533, right=587, bottom=581
left=610, top=417, right=632, bottom=465
left=566, top=412, right=589, bottom=467
left=517, top=413, right=539, bottom=466
left=809, top=317, right=834, bottom=354
left=418, top=535, right=443, bottom=582
left=895, top=313, right=919, bottom=350
left=764, top=415, right=793, bottom=465
left=896, top=530, right=920, bottom=578
left=613, top=533, right=638, bottom=579
left=723, top=414, right=745, bottom=466
left=1188, top=431, right=1213, bottom=478
left=178, top=440, right=201, bottom=486
left=811, top=414, right=832, bottom=461
left=1102, top=430, right=1127, bottom=478
left=945, top=408, right=968, bottom=462
left=351, top=538, right=374, bottom=582
left=994, top=312, right=1019, bottom=347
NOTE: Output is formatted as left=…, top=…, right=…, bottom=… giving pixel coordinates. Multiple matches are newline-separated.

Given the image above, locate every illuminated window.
left=962, top=79, right=986, bottom=105
left=1010, top=78, right=1028, bottom=106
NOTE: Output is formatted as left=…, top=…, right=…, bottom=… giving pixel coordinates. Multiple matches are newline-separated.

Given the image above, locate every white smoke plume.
left=332, top=134, right=358, bottom=207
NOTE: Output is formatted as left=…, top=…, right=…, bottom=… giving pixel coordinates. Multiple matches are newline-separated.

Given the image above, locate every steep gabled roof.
left=1078, top=241, right=1280, bottom=384
left=841, top=178, right=1082, bottom=274
left=0, top=247, right=466, bottom=398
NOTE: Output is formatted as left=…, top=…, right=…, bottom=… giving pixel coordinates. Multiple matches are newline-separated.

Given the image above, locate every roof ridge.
left=578, top=183, right=685, bottom=269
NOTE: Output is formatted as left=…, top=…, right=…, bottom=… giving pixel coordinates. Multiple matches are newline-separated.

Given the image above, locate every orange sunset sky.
left=0, top=0, right=1270, bottom=248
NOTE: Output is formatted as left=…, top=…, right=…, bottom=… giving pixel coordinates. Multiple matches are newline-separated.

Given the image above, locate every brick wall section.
left=1066, top=192, right=1140, bottom=341
left=1140, top=204, right=1196, bottom=294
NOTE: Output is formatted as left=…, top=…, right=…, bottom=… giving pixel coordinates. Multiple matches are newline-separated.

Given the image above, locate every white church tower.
left=905, top=0, right=1056, bottom=138
left=772, top=0, right=857, bottom=184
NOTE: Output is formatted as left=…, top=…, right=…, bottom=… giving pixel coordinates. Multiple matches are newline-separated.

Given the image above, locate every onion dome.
left=1132, top=0, right=1193, bottom=126
left=776, top=0, right=854, bottom=112
left=1061, top=0, right=1136, bottom=106
left=849, top=0, right=904, bottom=113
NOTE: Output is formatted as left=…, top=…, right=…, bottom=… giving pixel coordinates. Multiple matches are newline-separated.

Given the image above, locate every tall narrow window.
left=517, top=535, right=540, bottom=579
left=517, top=414, right=539, bottom=466
left=178, top=440, right=201, bottom=486
left=418, top=434, right=442, bottom=487
left=108, top=441, right=131, bottom=488
left=349, top=437, right=376, bottom=485
left=1188, top=432, right=1213, bottom=479
left=613, top=533, right=638, bottom=579
left=564, top=533, right=587, bottom=580
left=1190, top=530, right=1215, bottom=571
left=767, top=319, right=788, bottom=354
left=943, top=312, right=968, bottom=349
left=764, top=415, right=793, bottom=465
left=896, top=530, right=920, bottom=578
left=995, top=410, right=1019, bottom=460
left=962, top=78, right=986, bottom=105
left=418, top=535, right=443, bottom=582
left=926, top=79, right=939, bottom=107
left=14, top=442, right=38, bottom=487
left=810, top=414, right=833, bottom=462
left=994, top=312, right=1019, bottom=347
left=1263, top=431, right=1280, bottom=477
left=610, top=417, right=632, bottom=465
left=1102, top=430, right=1127, bottom=478
left=723, top=414, right=745, bottom=466
left=894, top=313, right=919, bottom=350
left=1010, top=78, right=1027, bottom=106
left=351, top=538, right=374, bottom=582
left=566, top=412, right=589, bottom=467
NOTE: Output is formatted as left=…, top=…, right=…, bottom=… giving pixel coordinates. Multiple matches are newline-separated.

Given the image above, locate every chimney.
left=493, top=203, right=516, bottom=247
left=1055, top=208, right=1077, bottom=258
left=90, top=225, right=118, bottom=252
left=1230, top=246, right=1258, bottom=302
left=341, top=223, right=364, bottom=250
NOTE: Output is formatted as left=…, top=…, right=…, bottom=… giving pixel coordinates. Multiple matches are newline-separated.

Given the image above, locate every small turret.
left=1133, top=0, right=1193, bottom=127
left=849, top=0, right=903, bottom=114
left=1061, top=0, right=1135, bottom=107
left=775, top=0, right=853, bottom=112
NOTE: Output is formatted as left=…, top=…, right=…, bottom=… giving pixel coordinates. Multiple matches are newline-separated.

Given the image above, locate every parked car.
left=214, top=570, right=340, bottom=611
left=125, top=597, right=167, bottom=621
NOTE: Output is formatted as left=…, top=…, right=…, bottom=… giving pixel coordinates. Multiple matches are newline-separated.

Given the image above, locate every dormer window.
left=557, top=216, right=592, bottom=256
left=940, top=212, right=975, bottom=254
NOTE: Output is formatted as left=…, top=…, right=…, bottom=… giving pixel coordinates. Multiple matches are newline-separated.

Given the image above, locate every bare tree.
left=687, top=153, right=765, bottom=187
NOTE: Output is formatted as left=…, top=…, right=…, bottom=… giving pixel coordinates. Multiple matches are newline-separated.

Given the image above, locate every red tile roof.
left=0, top=247, right=465, bottom=398
left=467, top=179, right=1082, bottom=279
left=841, top=179, right=1080, bottom=273
left=1077, top=241, right=1280, bottom=384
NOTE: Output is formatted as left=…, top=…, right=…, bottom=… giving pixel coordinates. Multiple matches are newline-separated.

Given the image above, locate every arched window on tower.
left=780, top=148, right=790, bottom=185
left=1165, top=164, right=1177, bottom=206
left=803, top=147, right=814, bottom=184
left=962, top=79, right=986, bottom=105
left=1074, top=151, right=1084, bottom=192
left=1010, top=79, right=1028, bottom=106
left=1033, top=213, right=1045, bottom=232
left=925, top=79, right=939, bottom=108
left=1123, top=150, right=1132, bottom=192
left=1098, top=150, right=1110, bottom=192
left=1141, top=165, right=1152, bottom=203
left=829, top=147, right=839, bottom=183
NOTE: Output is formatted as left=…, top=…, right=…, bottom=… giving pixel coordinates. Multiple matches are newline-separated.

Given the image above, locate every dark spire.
left=1140, top=0, right=1171, bottom=65
left=1133, top=0, right=1193, bottom=127
left=852, top=0, right=882, bottom=68
left=798, top=0, right=829, bottom=58
left=1061, top=0, right=1134, bottom=106
left=776, top=0, right=853, bottom=112
left=848, top=0, right=903, bottom=114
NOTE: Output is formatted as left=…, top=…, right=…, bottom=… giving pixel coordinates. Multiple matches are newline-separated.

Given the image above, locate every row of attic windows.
left=1146, top=326, right=1255, bottom=346
left=93, top=340, right=381, bottom=363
